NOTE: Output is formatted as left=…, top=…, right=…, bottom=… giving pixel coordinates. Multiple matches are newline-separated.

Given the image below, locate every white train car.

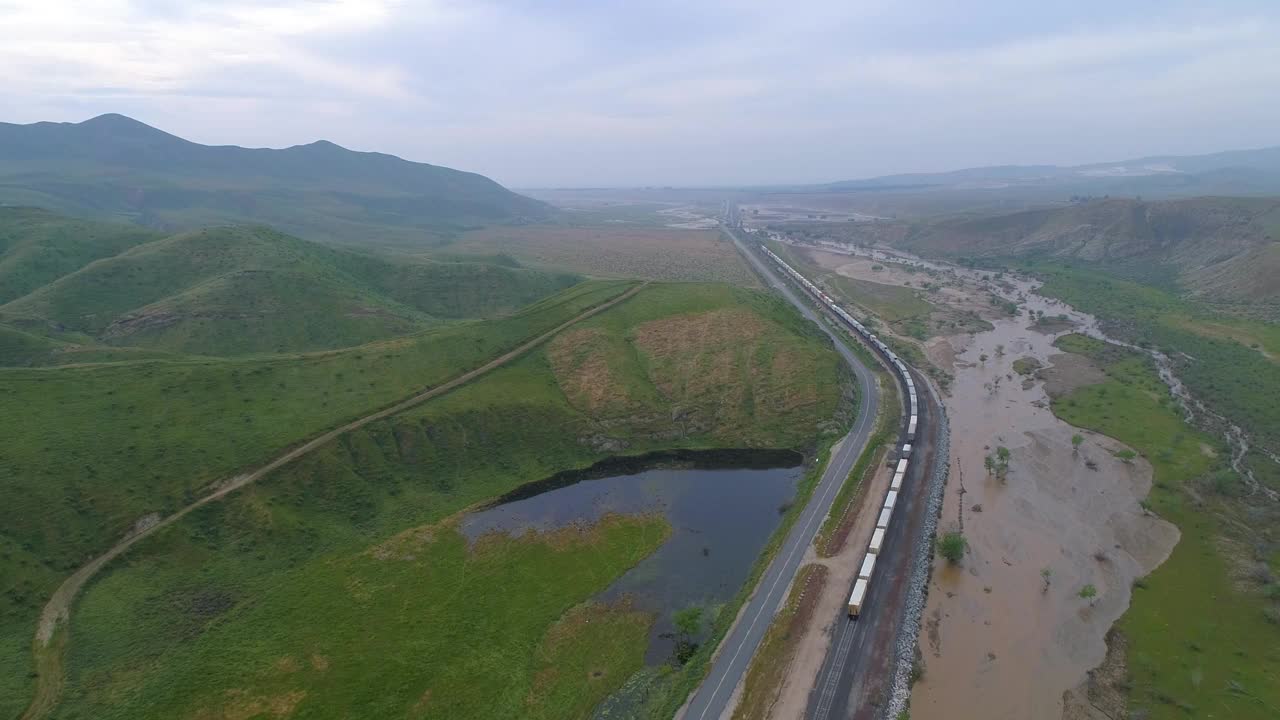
left=883, top=489, right=899, bottom=513
left=848, top=578, right=868, bottom=618
left=907, top=414, right=918, bottom=441
left=868, top=527, right=886, bottom=555
left=896, top=458, right=908, bottom=475
left=901, top=443, right=912, bottom=457
left=858, top=553, right=877, bottom=581
left=890, top=470, right=904, bottom=492
left=877, top=506, right=892, bottom=529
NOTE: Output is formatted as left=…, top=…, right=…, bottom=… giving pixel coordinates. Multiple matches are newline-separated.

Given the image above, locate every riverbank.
left=801, top=244, right=1182, bottom=718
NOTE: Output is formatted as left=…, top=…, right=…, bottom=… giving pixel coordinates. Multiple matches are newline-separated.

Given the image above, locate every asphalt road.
left=681, top=226, right=881, bottom=720
left=807, top=365, right=941, bottom=720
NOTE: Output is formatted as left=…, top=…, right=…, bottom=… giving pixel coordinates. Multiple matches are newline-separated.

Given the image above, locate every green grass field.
left=1050, top=335, right=1280, bottom=718
left=0, top=280, right=635, bottom=717
left=1025, top=260, right=1280, bottom=454
left=827, top=275, right=932, bottom=324
left=4, top=280, right=848, bottom=720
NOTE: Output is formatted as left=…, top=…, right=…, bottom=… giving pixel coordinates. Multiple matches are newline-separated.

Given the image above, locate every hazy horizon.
left=4, top=1, right=1278, bottom=187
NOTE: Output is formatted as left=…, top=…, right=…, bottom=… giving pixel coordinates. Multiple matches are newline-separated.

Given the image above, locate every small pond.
left=460, top=450, right=803, bottom=663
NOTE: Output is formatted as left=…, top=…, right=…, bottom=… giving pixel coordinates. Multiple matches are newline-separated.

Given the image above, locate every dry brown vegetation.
left=442, top=225, right=759, bottom=284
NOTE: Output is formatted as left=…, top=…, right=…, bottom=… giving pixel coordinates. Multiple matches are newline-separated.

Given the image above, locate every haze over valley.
left=3, top=3, right=1279, bottom=720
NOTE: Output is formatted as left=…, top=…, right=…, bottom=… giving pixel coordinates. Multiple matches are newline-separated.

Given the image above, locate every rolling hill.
left=0, top=209, right=580, bottom=358
left=0, top=114, right=553, bottom=245
left=896, top=196, right=1280, bottom=309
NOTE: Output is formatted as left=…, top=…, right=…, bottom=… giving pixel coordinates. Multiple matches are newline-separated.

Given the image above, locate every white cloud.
left=0, top=0, right=1277, bottom=185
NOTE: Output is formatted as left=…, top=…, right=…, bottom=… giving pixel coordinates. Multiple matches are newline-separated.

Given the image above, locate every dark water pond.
left=460, top=450, right=803, bottom=664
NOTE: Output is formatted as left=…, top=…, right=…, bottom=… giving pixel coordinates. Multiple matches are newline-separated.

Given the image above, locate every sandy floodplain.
left=804, top=246, right=1180, bottom=719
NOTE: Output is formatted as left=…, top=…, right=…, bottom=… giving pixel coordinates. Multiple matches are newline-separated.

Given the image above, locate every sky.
left=2, top=0, right=1278, bottom=187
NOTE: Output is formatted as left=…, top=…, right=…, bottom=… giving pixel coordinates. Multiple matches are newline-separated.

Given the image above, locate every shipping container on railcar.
left=848, top=578, right=868, bottom=618
left=858, top=553, right=877, bottom=581
left=877, top=507, right=892, bottom=529
left=868, top=527, right=886, bottom=555
left=883, top=489, right=899, bottom=513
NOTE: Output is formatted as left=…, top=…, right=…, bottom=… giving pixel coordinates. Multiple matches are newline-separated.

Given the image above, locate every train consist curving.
left=758, top=245, right=918, bottom=619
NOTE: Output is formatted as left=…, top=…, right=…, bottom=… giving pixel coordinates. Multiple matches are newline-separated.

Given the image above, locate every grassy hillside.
left=900, top=197, right=1280, bottom=314
left=0, top=207, right=160, bottom=304
left=0, top=214, right=581, bottom=357
left=0, top=114, right=552, bottom=245
left=1048, top=335, right=1280, bottom=719
left=0, top=281, right=848, bottom=719
left=0, top=279, right=636, bottom=717
left=1023, top=261, right=1280, bottom=456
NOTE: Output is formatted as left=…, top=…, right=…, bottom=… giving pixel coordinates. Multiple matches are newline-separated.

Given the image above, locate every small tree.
left=993, top=446, right=1011, bottom=479
left=995, top=344, right=1005, bottom=357
left=938, top=531, right=968, bottom=564
left=984, top=454, right=996, bottom=476
left=1078, top=584, right=1098, bottom=606
left=1114, top=449, right=1137, bottom=464
left=1040, top=567, right=1053, bottom=593
left=671, top=607, right=704, bottom=665
left=1071, top=434, right=1084, bottom=454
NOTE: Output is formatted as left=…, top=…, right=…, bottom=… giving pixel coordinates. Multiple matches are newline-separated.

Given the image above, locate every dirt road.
left=20, top=281, right=648, bottom=720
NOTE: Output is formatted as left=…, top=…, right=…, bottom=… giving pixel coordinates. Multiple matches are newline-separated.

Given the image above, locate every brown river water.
left=804, top=246, right=1181, bottom=719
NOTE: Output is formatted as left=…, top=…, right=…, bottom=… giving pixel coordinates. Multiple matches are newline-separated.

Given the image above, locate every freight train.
left=757, top=245, right=919, bottom=620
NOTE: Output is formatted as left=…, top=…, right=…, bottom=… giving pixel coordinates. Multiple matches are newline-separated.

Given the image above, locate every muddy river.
left=803, top=245, right=1181, bottom=719
left=461, top=452, right=803, bottom=664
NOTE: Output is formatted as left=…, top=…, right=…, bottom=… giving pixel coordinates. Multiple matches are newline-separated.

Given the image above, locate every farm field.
left=8, top=281, right=849, bottom=720
left=435, top=224, right=759, bottom=285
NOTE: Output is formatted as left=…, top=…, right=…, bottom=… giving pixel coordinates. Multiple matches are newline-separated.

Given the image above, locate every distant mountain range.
left=0, top=114, right=552, bottom=245
left=811, top=146, right=1280, bottom=198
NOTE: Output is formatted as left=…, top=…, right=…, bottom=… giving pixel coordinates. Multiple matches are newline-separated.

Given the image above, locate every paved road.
left=681, top=227, right=881, bottom=720
left=807, top=365, right=942, bottom=720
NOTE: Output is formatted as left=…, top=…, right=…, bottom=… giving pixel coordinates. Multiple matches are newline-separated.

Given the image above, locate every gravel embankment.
left=884, top=389, right=950, bottom=719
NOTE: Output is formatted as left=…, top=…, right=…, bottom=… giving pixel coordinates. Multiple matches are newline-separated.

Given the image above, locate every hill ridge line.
left=20, top=280, right=648, bottom=720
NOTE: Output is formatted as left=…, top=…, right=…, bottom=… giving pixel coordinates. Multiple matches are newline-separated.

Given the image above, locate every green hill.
left=898, top=196, right=1280, bottom=311
left=0, top=281, right=846, bottom=720
left=0, top=206, right=161, bottom=304
left=0, top=114, right=553, bottom=245
left=0, top=211, right=580, bottom=358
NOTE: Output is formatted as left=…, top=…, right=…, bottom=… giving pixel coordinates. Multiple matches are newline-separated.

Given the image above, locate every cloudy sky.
left=2, top=0, right=1278, bottom=187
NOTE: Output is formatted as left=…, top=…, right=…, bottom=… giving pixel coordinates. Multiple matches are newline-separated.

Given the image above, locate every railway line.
left=686, top=213, right=942, bottom=719
left=750, top=241, right=945, bottom=720
left=680, top=225, right=881, bottom=720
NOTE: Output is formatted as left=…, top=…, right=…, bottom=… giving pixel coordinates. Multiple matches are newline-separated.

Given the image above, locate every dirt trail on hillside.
left=20, top=282, right=648, bottom=720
